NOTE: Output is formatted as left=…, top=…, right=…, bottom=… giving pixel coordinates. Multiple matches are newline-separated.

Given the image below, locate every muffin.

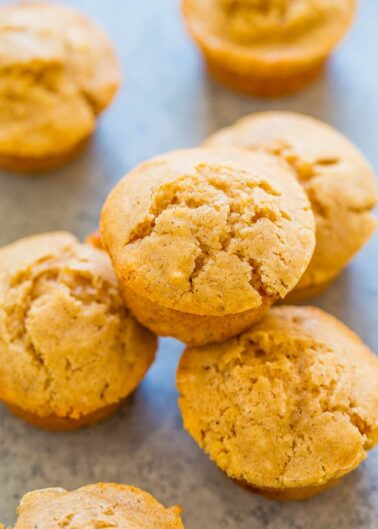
left=0, top=232, right=156, bottom=431
left=177, top=306, right=378, bottom=500
left=13, top=483, right=185, bottom=529
left=182, top=0, right=356, bottom=97
left=206, top=112, right=378, bottom=301
left=100, top=148, right=315, bottom=345
left=0, top=1, right=120, bottom=172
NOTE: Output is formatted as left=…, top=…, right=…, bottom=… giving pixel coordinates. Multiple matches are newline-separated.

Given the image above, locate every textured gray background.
left=0, top=0, right=377, bottom=526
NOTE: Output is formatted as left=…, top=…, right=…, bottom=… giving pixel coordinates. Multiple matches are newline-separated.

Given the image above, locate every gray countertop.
left=0, top=0, right=377, bottom=526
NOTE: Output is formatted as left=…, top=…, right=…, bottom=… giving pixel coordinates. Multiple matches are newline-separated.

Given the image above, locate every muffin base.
left=283, top=278, right=335, bottom=304
left=122, top=286, right=274, bottom=345
left=6, top=401, right=122, bottom=432
left=0, top=135, right=91, bottom=174
left=205, top=55, right=325, bottom=98
left=238, top=477, right=341, bottom=501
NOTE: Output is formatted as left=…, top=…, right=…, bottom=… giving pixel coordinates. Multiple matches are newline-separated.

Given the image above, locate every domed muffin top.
left=177, top=306, right=378, bottom=491
left=0, top=232, right=156, bottom=420
left=13, top=483, right=184, bottom=529
left=101, top=148, right=315, bottom=316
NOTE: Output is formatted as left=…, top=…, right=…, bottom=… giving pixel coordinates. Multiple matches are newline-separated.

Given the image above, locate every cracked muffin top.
left=219, top=0, right=328, bottom=44
left=0, top=232, right=156, bottom=420
left=206, top=112, right=378, bottom=292
left=183, top=0, right=355, bottom=63
left=0, top=1, right=120, bottom=159
left=177, top=306, right=378, bottom=491
left=100, top=148, right=315, bottom=316
left=13, top=483, right=185, bottom=529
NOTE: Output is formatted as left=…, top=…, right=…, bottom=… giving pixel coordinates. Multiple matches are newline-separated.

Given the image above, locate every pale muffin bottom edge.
left=204, top=55, right=326, bottom=98
left=122, top=285, right=275, bottom=345
left=6, top=401, right=122, bottom=432
left=237, top=476, right=341, bottom=501
left=281, top=278, right=335, bottom=304
left=0, top=134, right=92, bottom=174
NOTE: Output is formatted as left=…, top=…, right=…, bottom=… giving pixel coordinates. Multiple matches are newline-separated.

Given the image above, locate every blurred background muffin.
left=0, top=1, right=120, bottom=172
left=206, top=111, right=378, bottom=301
left=100, top=148, right=315, bottom=345
left=177, top=306, right=378, bottom=500
left=182, top=0, right=356, bottom=96
left=13, top=483, right=185, bottom=529
left=0, top=232, right=156, bottom=430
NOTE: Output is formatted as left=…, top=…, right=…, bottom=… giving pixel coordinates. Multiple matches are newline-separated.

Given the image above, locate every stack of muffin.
left=99, top=115, right=378, bottom=501
left=1, top=0, right=378, bottom=525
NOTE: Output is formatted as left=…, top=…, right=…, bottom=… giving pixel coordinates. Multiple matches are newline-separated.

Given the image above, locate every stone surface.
left=0, top=0, right=377, bottom=526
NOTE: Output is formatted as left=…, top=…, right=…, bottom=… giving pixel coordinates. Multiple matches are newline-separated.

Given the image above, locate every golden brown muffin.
left=0, top=232, right=156, bottom=431
left=100, top=148, right=315, bottom=345
left=0, top=1, right=120, bottom=172
left=205, top=112, right=378, bottom=301
left=182, top=0, right=356, bottom=97
left=177, top=306, right=378, bottom=500
left=13, top=483, right=185, bottom=529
